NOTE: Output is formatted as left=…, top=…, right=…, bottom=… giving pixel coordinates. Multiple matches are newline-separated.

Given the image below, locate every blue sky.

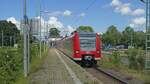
left=0, top=0, right=146, bottom=33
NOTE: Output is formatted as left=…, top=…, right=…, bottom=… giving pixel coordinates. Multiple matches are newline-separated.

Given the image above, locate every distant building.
left=29, top=18, right=40, bottom=36
left=21, top=18, right=40, bottom=35
left=20, top=18, right=49, bottom=41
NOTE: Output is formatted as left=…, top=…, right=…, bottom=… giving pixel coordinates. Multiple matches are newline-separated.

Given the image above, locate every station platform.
left=30, top=48, right=103, bottom=84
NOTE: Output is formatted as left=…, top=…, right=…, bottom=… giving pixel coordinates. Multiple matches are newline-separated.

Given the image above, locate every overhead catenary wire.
left=71, top=0, right=97, bottom=28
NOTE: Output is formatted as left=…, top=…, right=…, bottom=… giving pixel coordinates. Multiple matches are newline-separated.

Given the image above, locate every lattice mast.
left=145, top=0, right=150, bottom=69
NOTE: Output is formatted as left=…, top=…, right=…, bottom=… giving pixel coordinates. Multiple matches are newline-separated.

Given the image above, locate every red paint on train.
left=57, top=31, right=102, bottom=66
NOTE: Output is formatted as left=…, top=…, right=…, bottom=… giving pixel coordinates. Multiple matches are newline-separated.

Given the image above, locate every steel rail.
left=92, top=66, right=128, bottom=84
left=57, top=49, right=128, bottom=84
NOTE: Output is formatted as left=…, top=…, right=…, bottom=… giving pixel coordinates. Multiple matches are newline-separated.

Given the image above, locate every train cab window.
left=79, top=33, right=96, bottom=51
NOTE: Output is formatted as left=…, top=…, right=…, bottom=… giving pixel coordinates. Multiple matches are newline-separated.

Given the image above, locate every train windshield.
left=79, top=33, right=96, bottom=51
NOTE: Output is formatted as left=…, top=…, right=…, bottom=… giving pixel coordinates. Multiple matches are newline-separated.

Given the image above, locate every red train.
left=57, top=31, right=102, bottom=67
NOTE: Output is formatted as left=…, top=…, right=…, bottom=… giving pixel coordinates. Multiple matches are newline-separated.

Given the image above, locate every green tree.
left=121, top=27, right=145, bottom=48
left=77, top=26, right=94, bottom=32
left=102, top=25, right=121, bottom=46
left=49, top=28, right=60, bottom=38
left=0, top=20, right=20, bottom=46
left=134, top=31, right=145, bottom=48
left=121, top=26, right=134, bottom=46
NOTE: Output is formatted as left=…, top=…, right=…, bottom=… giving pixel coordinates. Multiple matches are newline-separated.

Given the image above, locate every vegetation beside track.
left=0, top=47, right=23, bottom=84
left=0, top=43, right=48, bottom=84
left=100, top=49, right=150, bottom=83
left=14, top=44, right=48, bottom=84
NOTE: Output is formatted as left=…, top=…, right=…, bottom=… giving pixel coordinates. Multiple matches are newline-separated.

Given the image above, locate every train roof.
left=61, top=31, right=98, bottom=40
left=77, top=31, right=96, bottom=37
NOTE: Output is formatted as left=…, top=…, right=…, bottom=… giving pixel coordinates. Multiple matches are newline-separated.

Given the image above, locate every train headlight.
left=75, top=50, right=79, bottom=54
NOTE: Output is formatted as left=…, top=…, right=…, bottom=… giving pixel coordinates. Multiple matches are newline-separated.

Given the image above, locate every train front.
left=74, top=31, right=102, bottom=67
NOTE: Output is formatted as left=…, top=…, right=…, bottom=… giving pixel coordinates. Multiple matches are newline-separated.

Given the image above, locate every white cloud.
left=132, top=8, right=145, bottom=16
left=131, top=17, right=146, bottom=26
left=63, top=10, right=72, bottom=16
left=110, top=0, right=145, bottom=29
left=115, top=3, right=132, bottom=15
left=7, top=17, right=18, bottom=24
left=67, top=25, right=75, bottom=34
left=7, top=17, right=20, bottom=30
left=48, top=17, right=64, bottom=30
left=60, top=25, right=75, bottom=36
left=47, top=10, right=72, bottom=17
left=129, top=24, right=135, bottom=28
left=79, top=13, right=86, bottom=17
left=48, top=11, right=62, bottom=16
left=129, top=17, right=146, bottom=28
left=110, top=0, right=121, bottom=6
left=110, top=0, right=145, bottom=16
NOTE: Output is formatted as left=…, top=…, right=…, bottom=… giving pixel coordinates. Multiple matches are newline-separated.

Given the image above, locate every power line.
left=71, top=0, right=97, bottom=27
left=86, top=0, right=97, bottom=10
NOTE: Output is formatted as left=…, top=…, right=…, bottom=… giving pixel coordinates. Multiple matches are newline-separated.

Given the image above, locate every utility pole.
left=10, top=36, right=12, bottom=47
left=140, top=0, right=150, bottom=69
left=39, top=0, right=42, bottom=58
left=23, top=0, right=29, bottom=77
left=41, top=11, right=50, bottom=50
left=46, top=23, right=49, bottom=49
left=131, top=30, right=133, bottom=48
left=44, top=21, right=45, bottom=52
left=13, top=34, right=15, bottom=47
left=27, top=24, right=30, bottom=73
left=145, top=0, right=150, bottom=69
left=1, top=30, right=3, bottom=47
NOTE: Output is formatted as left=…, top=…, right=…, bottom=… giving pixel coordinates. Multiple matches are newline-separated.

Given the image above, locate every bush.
left=126, top=48, right=145, bottom=70
left=30, top=43, right=39, bottom=62
left=0, top=48, right=22, bottom=84
left=0, top=42, right=46, bottom=83
left=111, top=51, right=121, bottom=66
left=136, top=49, right=145, bottom=69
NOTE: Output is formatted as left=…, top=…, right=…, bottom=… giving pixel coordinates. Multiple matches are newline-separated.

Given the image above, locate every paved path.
left=30, top=49, right=75, bottom=84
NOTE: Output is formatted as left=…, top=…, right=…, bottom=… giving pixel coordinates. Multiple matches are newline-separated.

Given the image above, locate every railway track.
left=84, top=66, right=128, bottom=84
left=58, top=49, right=128, bottom=84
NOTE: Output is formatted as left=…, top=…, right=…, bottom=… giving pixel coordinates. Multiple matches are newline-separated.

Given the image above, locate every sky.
left=0, top=0, right=146, bottom=34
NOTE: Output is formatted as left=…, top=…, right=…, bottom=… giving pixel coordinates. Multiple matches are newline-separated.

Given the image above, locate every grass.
left=119, top=64, right=150, bottom=83
left=14, top=48, right=48, bottom=84
left=100, top=53, right=150, bottom=83
left=0, top=47, right=23, bottom=84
